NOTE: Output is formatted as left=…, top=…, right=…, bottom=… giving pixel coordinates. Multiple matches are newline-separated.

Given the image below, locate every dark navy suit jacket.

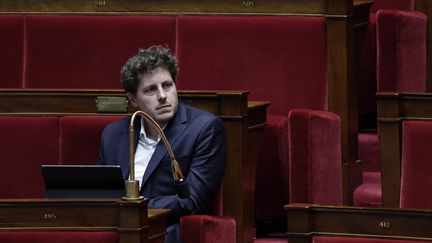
left=98, top=102, right=227, bottom=243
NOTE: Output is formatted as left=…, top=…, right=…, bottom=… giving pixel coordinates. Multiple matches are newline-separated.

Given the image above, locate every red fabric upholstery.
left=255, top=115, right=289, bottom=222
left=314, top=236, right=425, bottom=243
left=181, top=215, right=236, bottom=243
left=0, top=117, right=59, bottom=198
left=176, top=15, right=328, bottom=115
left=376, top=10, right=427, bottom=92
left=355, top=134, right=381, bottom=207
left=60, top=116, right=124, bottom=164
left=400, top=121, right=432, bottom=209
left=0, top=232, right=117, bottom=243
left=353, top=171, right=382, bottom=207
left=24, top=15, right=176, bottom=88
left=288, top=109, right=342, bottom=205
left=358, top=133, right=380, bottom=172
left=0, top=16, right=24, bottom=88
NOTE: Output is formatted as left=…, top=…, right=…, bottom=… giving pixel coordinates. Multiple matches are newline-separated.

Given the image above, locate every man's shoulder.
left=181, top=103, right=224, bottom=128
left=103, top=116, right=130, bottom=134
left=182, top=103, right=219, bottom=121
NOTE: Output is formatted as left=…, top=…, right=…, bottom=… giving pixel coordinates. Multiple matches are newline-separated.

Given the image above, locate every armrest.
left=288, top=109, right=342, bottom=205
left=180, top=215, right=236, bottom=243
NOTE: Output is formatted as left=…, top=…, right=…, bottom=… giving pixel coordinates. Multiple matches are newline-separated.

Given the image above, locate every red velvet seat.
left=24, top=15, right=176, bottom=89
left=0, top=116, right=59, bottom=198
left=354, top=8, right=427, bottom=207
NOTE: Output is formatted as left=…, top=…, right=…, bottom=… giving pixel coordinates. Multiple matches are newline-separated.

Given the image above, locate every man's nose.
left=157, top=86, right=167, bottom=100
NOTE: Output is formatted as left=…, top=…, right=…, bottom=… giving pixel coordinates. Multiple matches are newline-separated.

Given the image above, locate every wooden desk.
left=286, top=203, right=432, bottom=242
left=0, top=89, right=268, bottom=243
left=0, top=198, right=169, bottom=243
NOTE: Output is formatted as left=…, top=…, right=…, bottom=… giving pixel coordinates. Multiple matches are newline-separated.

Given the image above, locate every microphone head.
left=175, top=179, right=190, bottom=198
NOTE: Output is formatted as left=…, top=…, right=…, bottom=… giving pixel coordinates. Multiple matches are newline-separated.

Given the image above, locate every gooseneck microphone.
left=123, top=110, right=190, bottom=200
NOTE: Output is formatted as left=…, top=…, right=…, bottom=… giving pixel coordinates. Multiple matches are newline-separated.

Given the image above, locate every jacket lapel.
left=140, top=103, right=188, bottom=188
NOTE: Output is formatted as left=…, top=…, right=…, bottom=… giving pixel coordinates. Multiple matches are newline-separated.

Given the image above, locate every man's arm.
left=148, top=116, right=227, bottom=219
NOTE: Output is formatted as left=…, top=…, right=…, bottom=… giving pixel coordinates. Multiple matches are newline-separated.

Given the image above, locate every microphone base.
left=123, top=180, right=143, bottom=201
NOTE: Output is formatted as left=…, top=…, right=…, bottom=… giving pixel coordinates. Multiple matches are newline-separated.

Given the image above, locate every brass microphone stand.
left=123, top=110, right=187, bottom=201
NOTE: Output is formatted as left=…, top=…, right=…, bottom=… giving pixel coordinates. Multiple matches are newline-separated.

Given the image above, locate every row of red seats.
left=0, top=14, right=328, bottom=237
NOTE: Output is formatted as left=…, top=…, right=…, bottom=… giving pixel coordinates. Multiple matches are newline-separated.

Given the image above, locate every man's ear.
left=126, top=92, right=139, bottom=108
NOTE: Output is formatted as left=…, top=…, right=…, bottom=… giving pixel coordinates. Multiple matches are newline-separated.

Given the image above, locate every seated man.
left=98, top=46, right=227, bottom=243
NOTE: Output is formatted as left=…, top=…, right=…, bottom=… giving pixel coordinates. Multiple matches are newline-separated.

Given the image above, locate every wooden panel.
left=0, top=0, right=328, bottom=15
left=0, top=198, right=169, bottom=243
left=286, top=204, right=432, bottom=242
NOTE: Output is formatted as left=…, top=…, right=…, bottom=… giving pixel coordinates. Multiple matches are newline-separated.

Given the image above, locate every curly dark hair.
left=120, top=45, right=178, bottom=93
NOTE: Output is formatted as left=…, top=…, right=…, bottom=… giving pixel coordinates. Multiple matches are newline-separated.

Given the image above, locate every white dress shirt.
left=134, top=118, right=161, bottom=188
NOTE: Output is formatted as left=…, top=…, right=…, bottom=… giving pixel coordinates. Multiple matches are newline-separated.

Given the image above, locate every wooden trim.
left=0, top=198, right=169, bottom=243
left=286, top=204, right=432, bottom=242
left=0, top=0, right=329, bottom=15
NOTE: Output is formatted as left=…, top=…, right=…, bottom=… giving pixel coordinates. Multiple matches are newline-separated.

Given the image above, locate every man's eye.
left=144, top=87, right=157, bottom=95
left=163, top=82, right=173, bottom=90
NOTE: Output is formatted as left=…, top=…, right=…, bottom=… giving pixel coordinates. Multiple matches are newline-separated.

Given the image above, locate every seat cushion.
left=358, top=133, right=380, bottom=172
left=353, top=171, right=382, bottom=207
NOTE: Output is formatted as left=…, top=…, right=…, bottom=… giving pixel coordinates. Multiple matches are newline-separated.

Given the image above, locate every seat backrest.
left=60, top=116, right=124, bottom=164
left=24, top=15, right=176, bottom=89
left=400, top=120, right=432, bottom=209
left=176, top=15, right=328, bottom=116
left=376, top=10, right=427, bottom=92
left=0, top=16, right=24, bottom=88
left=0, top=116, right=60, bottom=198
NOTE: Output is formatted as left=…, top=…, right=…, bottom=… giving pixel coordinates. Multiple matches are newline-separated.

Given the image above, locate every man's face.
left=127, top=66, right=178, bottom=127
